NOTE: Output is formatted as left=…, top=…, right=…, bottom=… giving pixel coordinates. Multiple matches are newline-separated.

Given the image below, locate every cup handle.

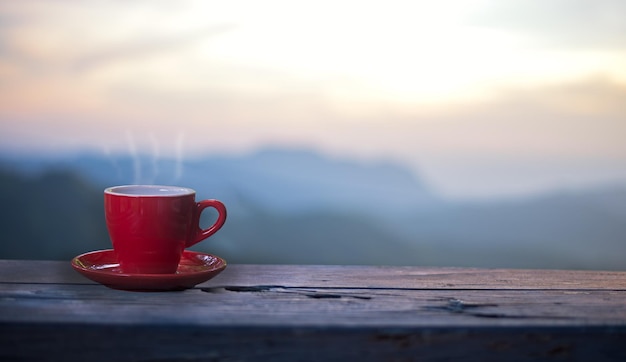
left=188, top=199, right=227, bottom=247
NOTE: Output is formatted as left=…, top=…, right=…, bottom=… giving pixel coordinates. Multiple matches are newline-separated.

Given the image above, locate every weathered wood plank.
left=1, top=260, right=626, bottom=361
left=2, top=323, right=625, bottom=362
left=1, top=284, right=625, bottom=327
left=1, top=260, right=626, bottom=290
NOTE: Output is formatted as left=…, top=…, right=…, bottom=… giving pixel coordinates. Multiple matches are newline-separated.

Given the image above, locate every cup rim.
left=104, top=185, right=196, bottom=197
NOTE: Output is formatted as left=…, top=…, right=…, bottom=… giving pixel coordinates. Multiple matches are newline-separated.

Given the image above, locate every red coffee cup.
left=104, top=185, right=227, bottom=274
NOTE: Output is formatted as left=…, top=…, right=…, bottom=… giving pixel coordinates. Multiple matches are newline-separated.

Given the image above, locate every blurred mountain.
left=2, top=148, right=439, bottom=216
left=1, top=149, right=625, bottom=270
left=0, top=167, right=110, bottom=260
left=392, top=187, right=626, bottom=270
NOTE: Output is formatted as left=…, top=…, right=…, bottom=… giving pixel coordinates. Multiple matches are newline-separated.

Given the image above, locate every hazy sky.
left=1, top=0, right=625, bottom=199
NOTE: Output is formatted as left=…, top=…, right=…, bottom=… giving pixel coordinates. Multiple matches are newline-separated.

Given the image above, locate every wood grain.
left=2, top=260, right=625, bottom=289
left=1, top=284, right=625, bottom=327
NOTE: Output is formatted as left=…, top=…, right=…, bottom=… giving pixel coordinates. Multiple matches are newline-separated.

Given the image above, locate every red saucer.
left=71, top=249, right=227, bottom=291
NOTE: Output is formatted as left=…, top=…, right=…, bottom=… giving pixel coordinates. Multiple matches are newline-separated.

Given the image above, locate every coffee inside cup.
left=105, top=185, right=194, bottom=196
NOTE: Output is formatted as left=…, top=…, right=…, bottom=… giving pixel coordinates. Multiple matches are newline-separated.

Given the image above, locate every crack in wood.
left=442, top=298, right=499, bottom=312
left=201, top=285, right=373, bottom=300
left=223, top=286, right=279, bottom=293
left=423, top=298, right=574, bottom=320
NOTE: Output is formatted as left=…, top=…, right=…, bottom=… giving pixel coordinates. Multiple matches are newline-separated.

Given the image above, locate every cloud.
left=396, top=76, right=626, bottom=158
left=70, top=24, right=234, bottom=73
left=0, top=1, right=234, bottom=75
left=471, top=0, right=626, bottom=49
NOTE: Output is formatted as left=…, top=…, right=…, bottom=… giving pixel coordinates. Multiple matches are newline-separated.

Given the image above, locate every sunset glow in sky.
left=1, top=0, right=625, bottom=198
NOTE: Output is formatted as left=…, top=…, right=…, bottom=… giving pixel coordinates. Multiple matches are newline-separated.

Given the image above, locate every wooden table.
left=1, top=260, right=625, bottom=361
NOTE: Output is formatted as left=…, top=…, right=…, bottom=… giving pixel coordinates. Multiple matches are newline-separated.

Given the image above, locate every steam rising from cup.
left=114, top=130, right=185, bottom=185
left=175, top=132, right=184, bottom=183
left=125, top=130, right=142, bottom=184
